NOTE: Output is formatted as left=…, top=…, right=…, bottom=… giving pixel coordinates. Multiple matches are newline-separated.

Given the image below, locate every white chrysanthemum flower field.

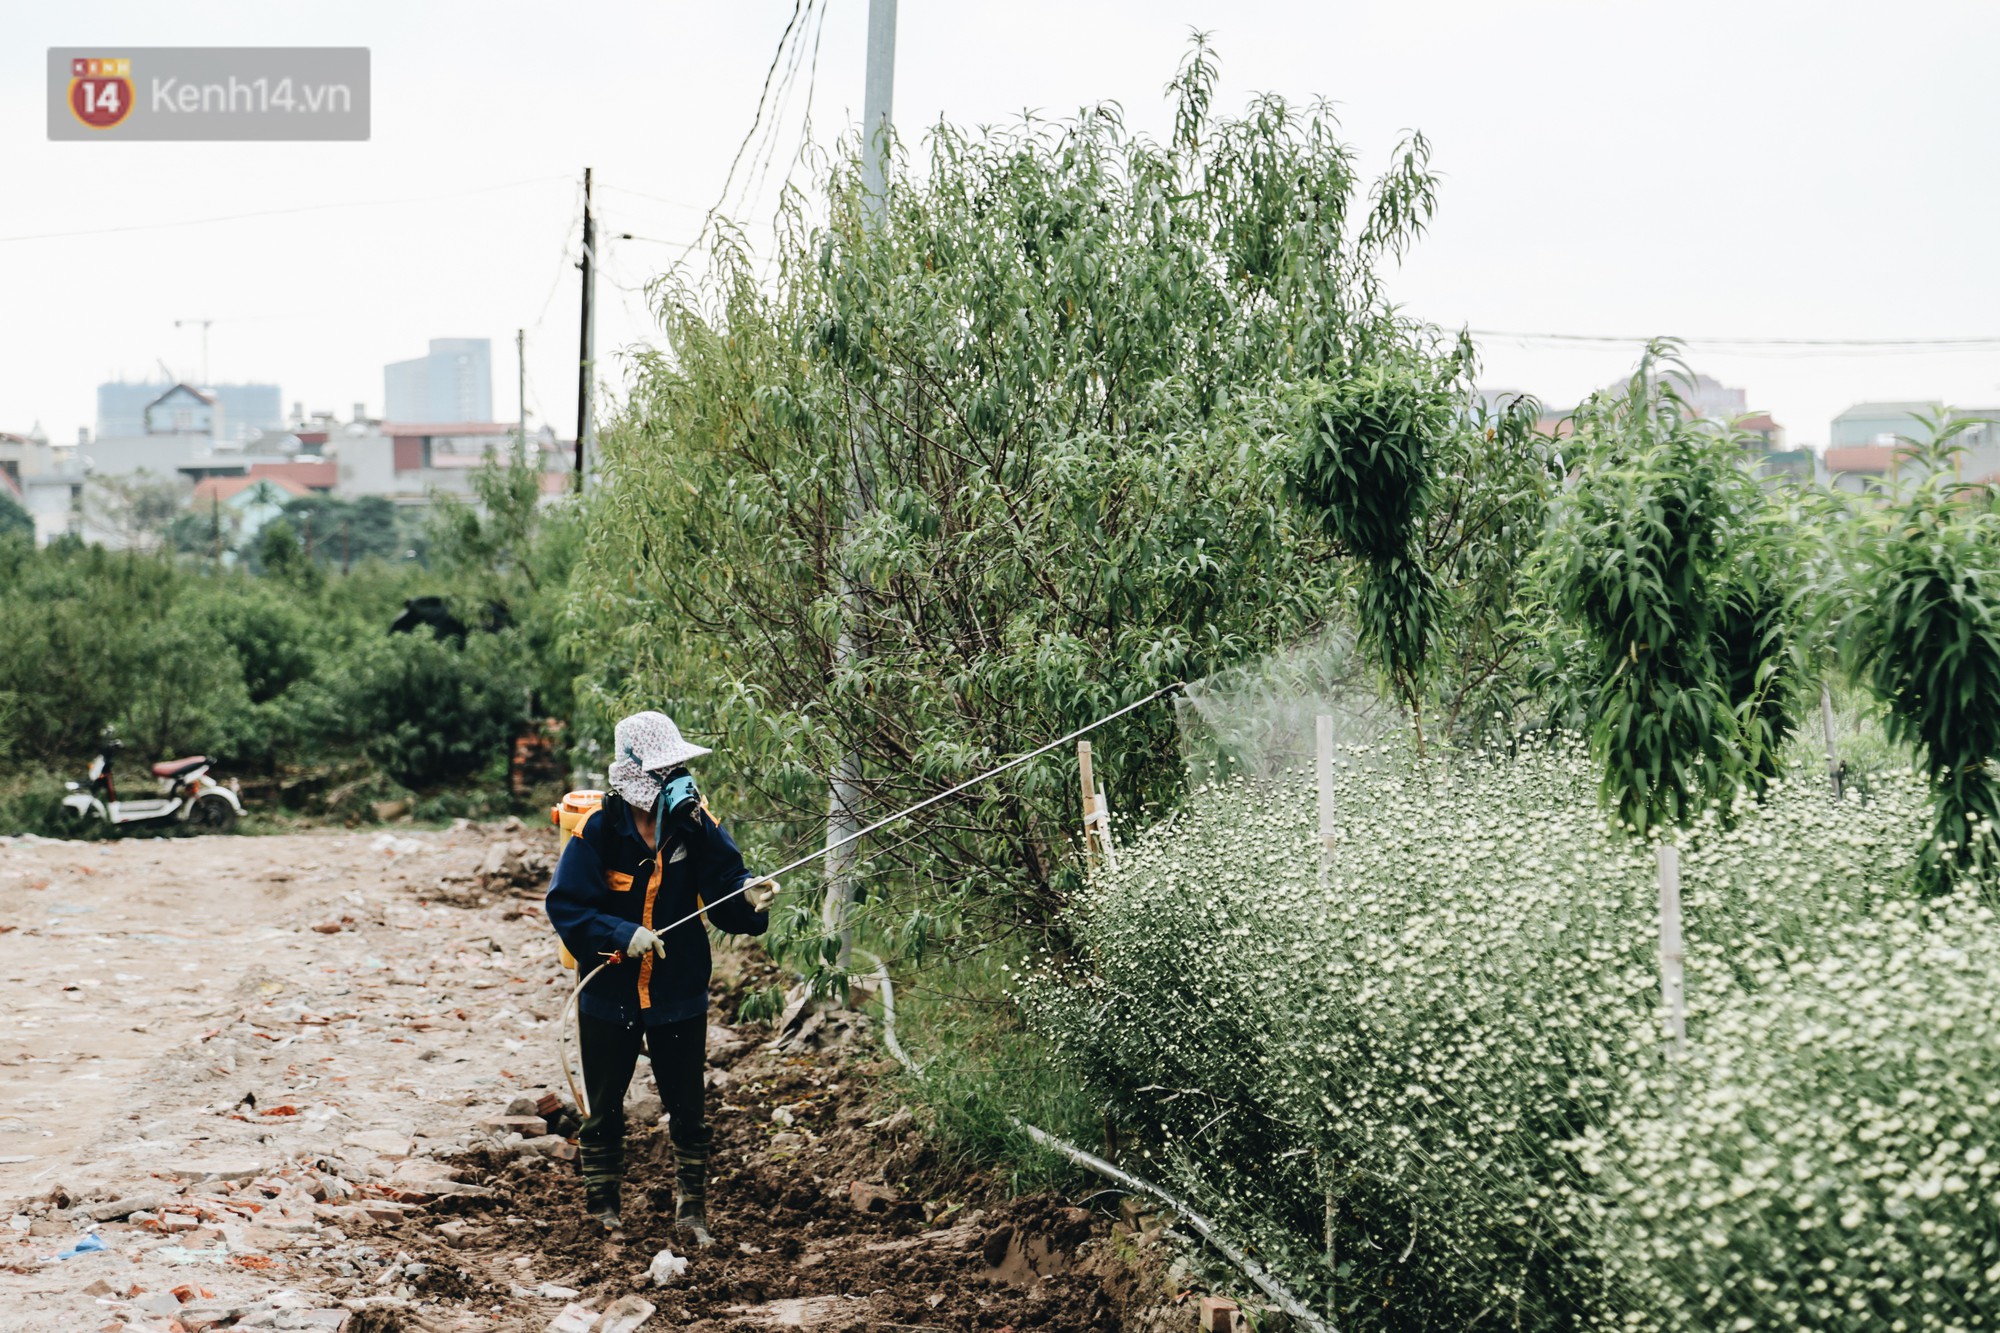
left=1028, top=734, right=1986, bottom=1331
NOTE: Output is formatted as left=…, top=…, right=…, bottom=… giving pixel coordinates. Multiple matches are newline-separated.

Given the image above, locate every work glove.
left=743, top=878, right=779, bottom=911
left=624, top=925, right=667, bottom=959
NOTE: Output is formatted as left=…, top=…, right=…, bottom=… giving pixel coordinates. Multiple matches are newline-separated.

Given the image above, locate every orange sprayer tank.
left=548, top=790, right=604, bottom=969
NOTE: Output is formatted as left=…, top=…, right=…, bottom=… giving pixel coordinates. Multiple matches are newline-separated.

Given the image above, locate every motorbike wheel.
left=188, top=793, right=239, bottom=835
left=54, top=804, right=98, bottom=838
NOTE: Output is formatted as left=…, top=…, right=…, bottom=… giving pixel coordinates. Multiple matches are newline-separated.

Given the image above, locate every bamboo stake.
left=1316, top=715, right=1336, bottom=894
left=1324, top=1178, right=1338, bottom=1319
left=1078, top=740, right=1099, bottom=873
left=1821, top=683, right=1842, bottom=799
left=1095, top=782, right=1119, bottom=872
left=1658, top=841, right=1686, bottom=1053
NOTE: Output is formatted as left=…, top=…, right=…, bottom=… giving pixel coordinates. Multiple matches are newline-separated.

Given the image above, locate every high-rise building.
left=96, top=379, right=282, bottom=443
left=383, top=338, right=492, bottom=423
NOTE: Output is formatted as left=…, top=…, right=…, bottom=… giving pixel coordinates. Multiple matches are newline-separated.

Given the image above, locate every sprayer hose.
left=550, top=682, right=1183, bottom=1125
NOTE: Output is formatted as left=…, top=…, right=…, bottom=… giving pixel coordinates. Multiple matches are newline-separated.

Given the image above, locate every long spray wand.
left=556, top=682, right=1184, bottom=1114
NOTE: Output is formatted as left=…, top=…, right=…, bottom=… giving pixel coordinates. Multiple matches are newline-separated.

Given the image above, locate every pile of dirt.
left=352, top=964, right=1183, bottom=1332
left=428, top=821, right=556, bottom=908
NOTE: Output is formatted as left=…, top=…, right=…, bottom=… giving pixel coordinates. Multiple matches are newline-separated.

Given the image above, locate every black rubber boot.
left=584, top=1180, right=622, bottom=1235
left=673, top=1138, right=713, bottom=1248
left=579, top=1122, right=625, bottom=1236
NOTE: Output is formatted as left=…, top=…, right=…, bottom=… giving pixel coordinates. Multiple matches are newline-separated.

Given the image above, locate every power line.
left=529, top=183, right=586, bottom=338
left=1471, top=328, right=2000, bottom=349
left=0, top=173, right=572, bottom=244
left=713, top=0, right=815, bottom=229
left=597, top=181, right=778, bottom=235
left=612, top=230, right=772, bottom=264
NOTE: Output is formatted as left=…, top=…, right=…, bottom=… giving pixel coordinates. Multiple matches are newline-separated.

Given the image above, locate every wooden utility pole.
left=574, top=169, right=596, bottom=489
left=821, top=0, right=897, bottom=968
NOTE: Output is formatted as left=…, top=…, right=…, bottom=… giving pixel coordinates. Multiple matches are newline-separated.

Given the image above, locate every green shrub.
left=0, top=494, right=30, bottom=542
left=335, top=630, right=532, bottom=789
left=0, top=770, right=87, bottom=838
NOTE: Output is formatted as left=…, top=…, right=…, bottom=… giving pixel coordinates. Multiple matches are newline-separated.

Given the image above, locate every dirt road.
left=0, top=825, right=1175, bottom=1333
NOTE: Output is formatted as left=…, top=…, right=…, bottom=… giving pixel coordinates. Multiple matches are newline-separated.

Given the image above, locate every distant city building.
left=383, top=339, right=493, bottom=424
left=1673, top=372, right=1748, bottom=423
left=1484, top=371, right=1808, bottom=484
left=1830, top=402, right=1938, bottom=449
left=337, top=420, right=566, bottom=502
left=96, top=379, right=281, bottom=443
left=1824, top=402, right=2000, bottom=495
left=0, top=426, right=86, bottom=544
left=188, top=474, right=310, bottom=544
left=144, top=384, right=220, bottom=436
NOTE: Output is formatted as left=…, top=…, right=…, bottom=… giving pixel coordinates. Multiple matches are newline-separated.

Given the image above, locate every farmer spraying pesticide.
left=545, top=711, right=776, bottom=1244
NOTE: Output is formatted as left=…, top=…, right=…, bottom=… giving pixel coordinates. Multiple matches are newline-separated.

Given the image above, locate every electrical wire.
left=0, top=173, right=572, bottom=245
left=1470, top=328, right=2000, bottom=360
left=739, top=0, right=831, bottom=225
left=1472, top=328, right=2000, bottom=348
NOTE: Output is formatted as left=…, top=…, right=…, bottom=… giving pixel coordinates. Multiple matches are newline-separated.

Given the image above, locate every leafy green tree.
left=1285, top=355, right=1557, bottom=750
left=87, top=472, right=186, bottom=552
left=281, top=494, right=406, bottom=567
left=429, top=454, right=580, bottom=721
left=1542, top=348, right=1804, bottom=1057
left=165, top=505, right=235, bottom=558
left=335, top=629, right=532, bottom=788
left=0, top=488, right=31, bottom=542
left=579, top=41, right=1555, bottom=933
left=1840, top=416, right=2000, bottom=894
left=0, top=539, right=180, bottom=761
left=1542, top=347, right=1802, bottom=832
left=250, top=518, right=325, bottom=593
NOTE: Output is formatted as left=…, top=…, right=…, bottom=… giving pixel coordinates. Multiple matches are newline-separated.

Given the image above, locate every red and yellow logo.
left=69, top=57, right=133, bottom=130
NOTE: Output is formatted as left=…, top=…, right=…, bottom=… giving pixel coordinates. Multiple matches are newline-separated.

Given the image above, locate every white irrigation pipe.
left=555, top=684, right=1184, bottom=1119
left=863, top=953, right=1336, bottom=1333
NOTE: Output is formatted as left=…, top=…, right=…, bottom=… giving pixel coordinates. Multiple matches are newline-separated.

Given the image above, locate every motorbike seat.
left=150, top=756, right=208, bottom=778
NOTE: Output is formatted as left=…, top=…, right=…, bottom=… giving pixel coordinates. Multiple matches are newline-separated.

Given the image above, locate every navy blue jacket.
left=545, top=794, right=768, bottom=1025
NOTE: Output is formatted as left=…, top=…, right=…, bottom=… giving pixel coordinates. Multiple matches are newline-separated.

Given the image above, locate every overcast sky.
left=8, top=1, right=1999, bottom=450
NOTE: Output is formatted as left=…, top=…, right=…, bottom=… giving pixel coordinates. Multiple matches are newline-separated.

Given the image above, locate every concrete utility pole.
left=822, top=0, right=897, bottom=969
left=516, top=328, right=527, bottom=464
left=860, top=0, right=897, bottom=227
left=575, top=168, right=596, bottom=489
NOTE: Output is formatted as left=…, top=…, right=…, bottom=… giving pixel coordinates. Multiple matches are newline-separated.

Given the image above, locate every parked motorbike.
left=61, top=741, right=244, bottom=834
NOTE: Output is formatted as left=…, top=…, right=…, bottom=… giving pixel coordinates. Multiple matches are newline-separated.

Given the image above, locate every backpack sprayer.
left=552, top=682, right=1183, bottom=1116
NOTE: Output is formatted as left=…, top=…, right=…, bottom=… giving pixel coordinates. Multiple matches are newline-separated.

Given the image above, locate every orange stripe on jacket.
left=637, top=853, right=663, bottom=1008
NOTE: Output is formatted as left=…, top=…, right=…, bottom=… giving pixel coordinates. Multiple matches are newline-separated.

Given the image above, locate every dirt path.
left=0, top=826, right=1180, bottom=1333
